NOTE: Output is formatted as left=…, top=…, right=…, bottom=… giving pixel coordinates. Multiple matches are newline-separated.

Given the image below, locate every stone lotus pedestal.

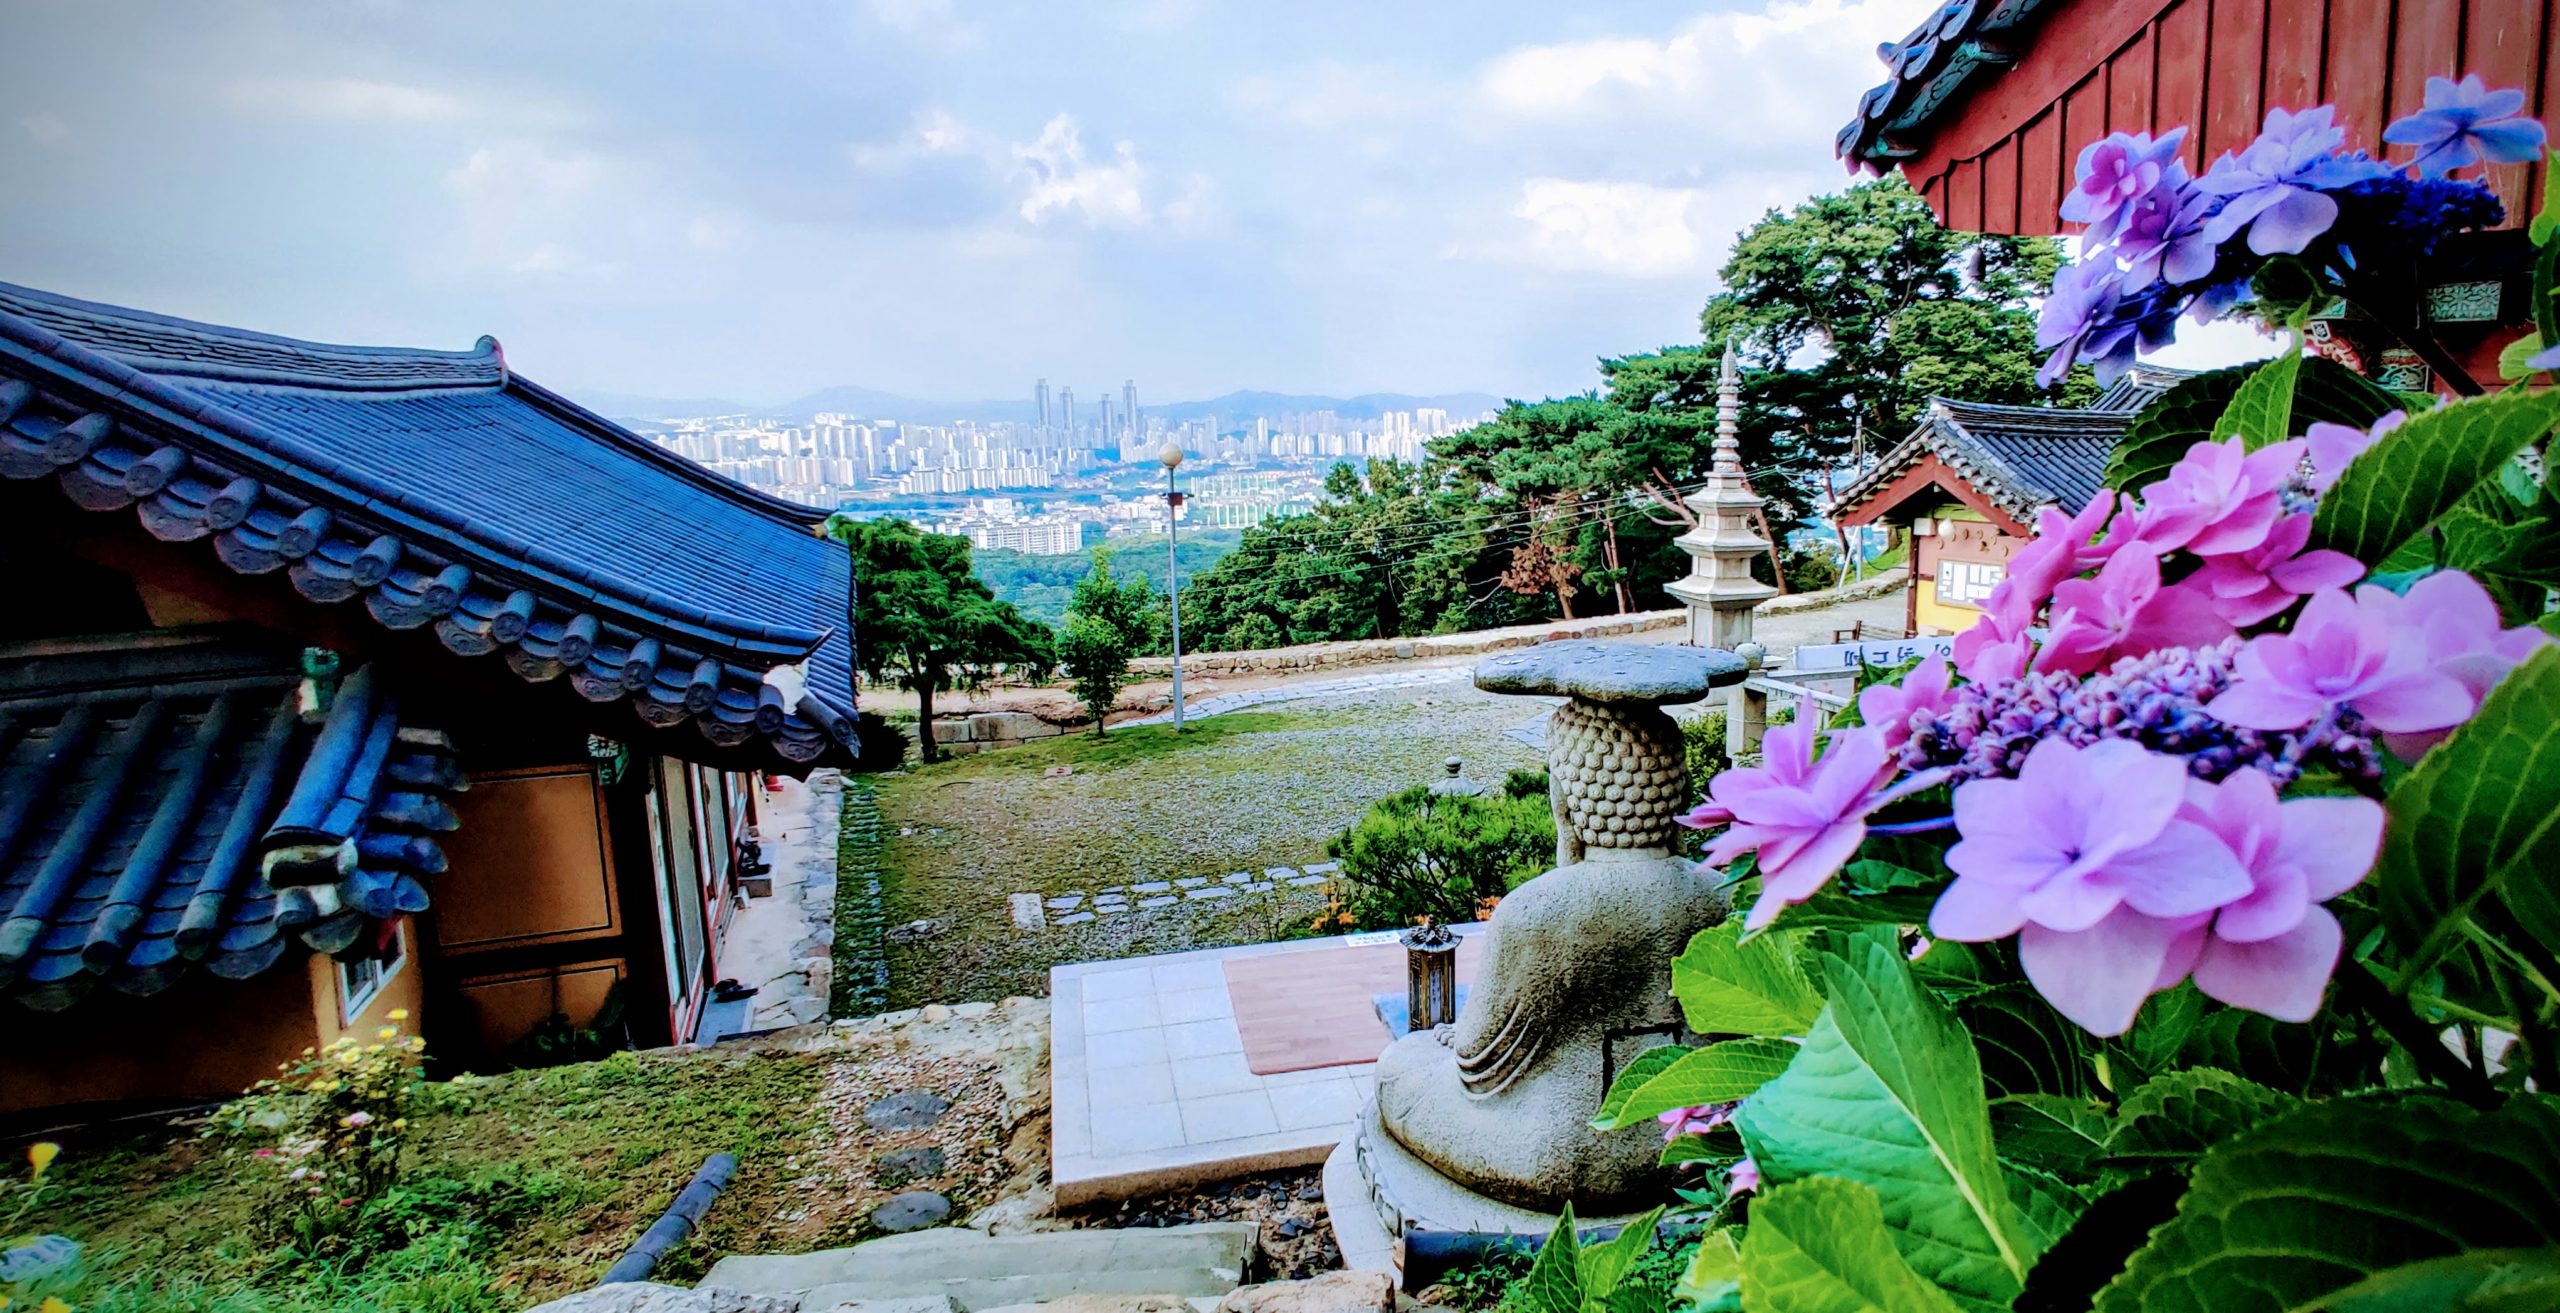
left=1330, top=641, right=1747, bottom=1270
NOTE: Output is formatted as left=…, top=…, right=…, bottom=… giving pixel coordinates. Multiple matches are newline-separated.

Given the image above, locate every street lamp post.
left=1160, top=442, right=1186, bottom=732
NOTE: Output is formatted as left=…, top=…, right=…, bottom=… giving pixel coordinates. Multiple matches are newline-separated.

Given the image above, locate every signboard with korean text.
left=1791, top=635, right=1959, bottom=671
left=1933, top=558, right=2004, bottom=607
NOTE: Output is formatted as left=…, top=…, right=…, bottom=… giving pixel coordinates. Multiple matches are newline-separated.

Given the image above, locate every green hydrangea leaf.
left=2377, top=647, right=2560, bottom=982
left=1739, top=1177, right=1967, bottom=1313
left=2532, top=149, right=2560, bottom=246
left=1671, top=922, right=1825, bottom=1037
left=2209, top=346, right=2300, bottom=449
left=1522, top=1204, right=1586, bottom=1313
left=2310, top=388, right=2560, bottom=568
left=1578, top=1207, right=1664, bottom=1304
left=1593, top=1037, right=1799, bottom=1130
left=2105, top=1068, right=2299, bottom=1168
left=2096, top=1095, right=2560, bottom=1313
left=1679, top=1230, right=1745, bottom=1313
left=1990, top=1094, right=2115, bottom=1180
left=1737, top=937, right=2038, bottom=1312
left=1592, top=1045, right=1691, bottom=1130
left=1956, top=984, right=2100, bottom=1099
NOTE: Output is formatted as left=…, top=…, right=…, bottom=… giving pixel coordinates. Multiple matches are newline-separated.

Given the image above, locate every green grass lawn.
left=31, top=1046, right=835, bottom=1312
left=861, top=693, right=1545, bottom=1006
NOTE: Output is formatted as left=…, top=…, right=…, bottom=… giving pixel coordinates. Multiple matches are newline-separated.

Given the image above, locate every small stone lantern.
left=1402, top=918, right=1460, bottom=1032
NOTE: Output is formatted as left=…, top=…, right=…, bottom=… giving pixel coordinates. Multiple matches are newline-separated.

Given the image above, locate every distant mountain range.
left=570, top=384, right=1508, bottom=428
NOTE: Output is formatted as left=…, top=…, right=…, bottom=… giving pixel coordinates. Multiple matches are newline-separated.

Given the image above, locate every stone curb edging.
left=829, top=777, right=893, bottom=1018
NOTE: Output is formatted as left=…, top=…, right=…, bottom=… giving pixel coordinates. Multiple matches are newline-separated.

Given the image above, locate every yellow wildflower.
left=28, top=1140, right=59, bottom=1178
left=40, top=1298, right=71, bottom=1313
left=377, top=1026, right=398, bottom=1040
left=387, top=1007, right=409, bottom=1021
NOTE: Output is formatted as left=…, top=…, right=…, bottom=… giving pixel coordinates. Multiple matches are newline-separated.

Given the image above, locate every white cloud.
left=224, top=76, right=467, bottom=122
left=848, top=107, right=991, bottom=170
left=1227, top=65, right=1411, bottom=129
left=21, top=113, right=68, bottom=149
left=1477, top=0, right=1906, bottom=126
left=439, top=142, right=624, bottom=279
left=1012, top=115, right=1149, bottom=228
left=866, top=0, right=983, bottom=48
left=1502, top=179, right=1710, bottom=277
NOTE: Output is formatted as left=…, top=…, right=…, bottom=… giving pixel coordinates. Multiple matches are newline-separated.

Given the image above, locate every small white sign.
left=1792, top=636, right=1958, bottom=671
left=1345, top=930, right=1405, bottom=948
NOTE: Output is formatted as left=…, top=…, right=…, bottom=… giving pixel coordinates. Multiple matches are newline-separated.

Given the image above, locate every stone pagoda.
left=1663, top=344, right=1777, bottom=649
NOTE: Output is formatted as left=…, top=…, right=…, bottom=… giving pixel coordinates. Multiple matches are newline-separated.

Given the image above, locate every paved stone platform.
left=1051, top=930, right=1486, bottom=1206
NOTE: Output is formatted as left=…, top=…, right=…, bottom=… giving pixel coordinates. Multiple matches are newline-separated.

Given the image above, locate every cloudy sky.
left=0, top=1, right=2261, bottom=407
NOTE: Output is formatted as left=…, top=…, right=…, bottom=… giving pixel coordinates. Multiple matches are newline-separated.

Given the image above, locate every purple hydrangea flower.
left=2062, top=128, right=2191, bottom=240
left=2157, top=767, right=2384, bottom=1023
left=2362, top=570, right=2558, bottom=756
left=2111, top=168, right=2222, bottom=286
left=1901, top=640, right=2382, bottom=788
left=2187, top=512, right=2365, bottom=626
left=1658, top=1101, right=1739, bottom=1143
left=2034, top=546, right=2233, bottom=677
left=1931, top=738, right=2253, bottom=1035
left=2195, top=106, right=2393, bottom=255
left=2205, top=585, right=2475, bottom=737
left=2035, top=259, right=2126, bottom=388
left=1678, top=723, right=1908, bottom=931
left=2383, top=74, right=2549, bottom=177
left=1858, top=651, right=1956, bottom=753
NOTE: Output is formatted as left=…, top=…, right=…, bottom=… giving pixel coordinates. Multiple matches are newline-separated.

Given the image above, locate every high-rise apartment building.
left=1060, top=387, right=1075, bottom=434
left=1035, top=379, right=1051, bottom=433
left=1122, top=380, right=1137, bottom=438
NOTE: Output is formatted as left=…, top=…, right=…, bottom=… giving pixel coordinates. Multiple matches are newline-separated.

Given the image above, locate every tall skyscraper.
left=1122, top=380, right=1138, bottom=438
left=1098, top=396, right=1115, bottom=444
left=1060, top=387, right=1075, bottom=435
left=1035, top=379, right=1051, bottom=433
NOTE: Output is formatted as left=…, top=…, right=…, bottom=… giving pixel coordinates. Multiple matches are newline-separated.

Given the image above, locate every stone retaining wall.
left=920, top=570, right=1909, bottom=756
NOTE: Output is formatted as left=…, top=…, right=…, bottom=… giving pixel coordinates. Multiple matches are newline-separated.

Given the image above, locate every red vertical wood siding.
left=1906, top=0, right=2560, bottom=235
left=2020, top=110, right=2067, bottom=231
left=2205, top=0, right=2273, bottom=161
left=2155, top=0, right=2214, bottom=171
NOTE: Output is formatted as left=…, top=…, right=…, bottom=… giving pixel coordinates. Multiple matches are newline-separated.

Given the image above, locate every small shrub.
left=1327, top=785, right=1555, bottom=929
left=205, top=1011, right=433, bottom=1246
left=851, top=711, right=911, bottom=771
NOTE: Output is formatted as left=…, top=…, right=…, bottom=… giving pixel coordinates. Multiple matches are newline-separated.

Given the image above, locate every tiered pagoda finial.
left=1664, top=343, right=1778, bottom=650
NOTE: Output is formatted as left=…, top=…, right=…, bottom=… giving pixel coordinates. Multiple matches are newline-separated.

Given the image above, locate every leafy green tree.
left=822, top=515, right=1053, bottom=764
left=1699, top=173, right=2093, bottom=478
left=1056, top=552, right=1161, bottom=736
left=1326, top=779, right=1556, bottom=929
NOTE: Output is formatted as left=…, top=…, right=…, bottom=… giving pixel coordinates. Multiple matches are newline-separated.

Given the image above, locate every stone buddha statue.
left=1368, top=641, right=1746, bottom=1215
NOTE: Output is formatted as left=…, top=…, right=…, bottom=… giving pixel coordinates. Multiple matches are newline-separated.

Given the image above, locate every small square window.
left=339, top=919, right=409, bottom=1025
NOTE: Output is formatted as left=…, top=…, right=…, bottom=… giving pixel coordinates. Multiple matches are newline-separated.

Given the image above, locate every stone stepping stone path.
left=871, top=1189, right=952, bottom=1233
left=1012, top=861, right=1341, bottom=930
left=874, top=1145, right=946, bottom=1188
left=864, top=1088, right=951, bottom=1131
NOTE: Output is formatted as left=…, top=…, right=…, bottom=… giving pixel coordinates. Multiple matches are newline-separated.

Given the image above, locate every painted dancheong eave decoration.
left=0, top=638, right=462, bottom=1010
left=0, top=281, right=859, bottom=771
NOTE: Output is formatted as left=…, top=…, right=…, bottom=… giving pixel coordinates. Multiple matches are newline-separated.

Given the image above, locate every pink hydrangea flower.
left=2155, top=767, right=2384, bottom=1022
left=2186, top=512, right=2365, bottom=626
left=1931, top=739, right=2254, bottom=1034
left=1678, top=723, right=1905, bottom=931
left=2128, top=435, right=2307, bottom=556
left=2034, top=547, right=2233, bottom=677
left=1857, top=651, right=1955, bottom=752
left=1726, top=1157, right=1761, bottom=1198
left=1953, top=616, right=2033, bottom=683
left=2303, top=410, right=2405, bottom=492
left=2205, top=585, right=2474, bottom=737
left=1657, top=1102, right=1739, bottom=1143
left=2364, top=570, right=2557, bottom=756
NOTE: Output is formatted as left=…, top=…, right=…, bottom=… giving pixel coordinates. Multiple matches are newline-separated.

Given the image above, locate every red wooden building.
left=1841, top=0, right=2558, bottom=390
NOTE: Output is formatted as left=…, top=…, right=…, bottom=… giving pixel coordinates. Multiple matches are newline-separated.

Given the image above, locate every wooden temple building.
left=1838, top=0, right=2558, bottom=394
left=1833, top=369, right=2185, bottom=635
left=0, top=282, right=858, bottom=1116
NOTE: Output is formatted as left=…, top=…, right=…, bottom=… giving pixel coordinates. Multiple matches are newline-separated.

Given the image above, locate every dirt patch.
left=1071, top=1168, right=1340, bottom=1280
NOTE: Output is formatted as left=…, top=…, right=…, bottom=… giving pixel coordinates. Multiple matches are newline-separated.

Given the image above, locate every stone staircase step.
left=700, top=1223, right=1255, bottom=1302
left=801, top=1267, right=1242, bottom=1311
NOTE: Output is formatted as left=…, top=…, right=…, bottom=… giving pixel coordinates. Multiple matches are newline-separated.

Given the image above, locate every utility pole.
left=1161, top=442, right=1186, bottom=731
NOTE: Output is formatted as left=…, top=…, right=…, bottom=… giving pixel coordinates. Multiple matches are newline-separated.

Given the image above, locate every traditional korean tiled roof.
left=1838, top=0, right=2058, bottom=170
left=0, top=634, right=462, bottom=1010
left=1835, top=366, right=2192, bottom=525
left=0, top=282, right=857, bottom=771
